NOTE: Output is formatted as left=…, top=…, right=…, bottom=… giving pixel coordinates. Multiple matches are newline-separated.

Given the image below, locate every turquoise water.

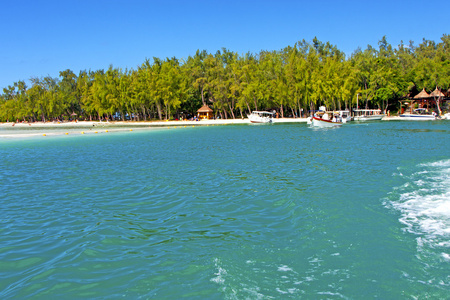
left=1, top=121, right=449, bottom=299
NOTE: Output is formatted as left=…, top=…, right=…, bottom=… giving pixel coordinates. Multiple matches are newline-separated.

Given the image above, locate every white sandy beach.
left=0, top=116, right=405, bottom=139
left=0, top=118, right=307, bottom=138
left=1, top=117, right=308, bottom=127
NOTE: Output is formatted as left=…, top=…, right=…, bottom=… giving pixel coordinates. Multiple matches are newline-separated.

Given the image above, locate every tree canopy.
left=1, top=35, right=449, bottom=122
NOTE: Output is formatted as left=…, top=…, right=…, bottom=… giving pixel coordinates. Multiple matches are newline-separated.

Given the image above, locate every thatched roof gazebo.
left=400, top=88, right=431, bottom=114
left=401, top=87, right=449, bottom=115
left=197, top=105, right=213, bottom=120
left=414, top=88, right=430, bottom=99
left=430, top=87, right=445, bottom=98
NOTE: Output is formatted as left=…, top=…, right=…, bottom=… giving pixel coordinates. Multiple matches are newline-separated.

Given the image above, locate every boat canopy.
left=250, top=111, right=274, bottom=115
left=353, top=109, right=382, bottom=112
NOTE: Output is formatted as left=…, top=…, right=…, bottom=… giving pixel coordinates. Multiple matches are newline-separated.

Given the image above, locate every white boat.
left=353, top=109, right=385, bottom=121
left=399, top=108, right=437, bottom=121
left=443, top=112, right=450, bottom=120
left=310, top=112, right=343, bottom=128
left=307, top=106, right=326, bottom=125
left=247, top=111, right=274, bottom=123
left=335, top=110, right=352, bottom=123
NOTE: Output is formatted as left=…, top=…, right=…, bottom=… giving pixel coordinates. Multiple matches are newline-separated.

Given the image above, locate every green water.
left=1, top=121, right=449, bottom=299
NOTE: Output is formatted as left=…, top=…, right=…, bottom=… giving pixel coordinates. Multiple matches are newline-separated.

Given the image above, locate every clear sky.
left=1, top=0, right=448, bottom=91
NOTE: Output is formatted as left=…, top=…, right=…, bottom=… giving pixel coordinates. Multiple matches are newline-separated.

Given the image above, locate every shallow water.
left=1, top=120, right=449, bottom=298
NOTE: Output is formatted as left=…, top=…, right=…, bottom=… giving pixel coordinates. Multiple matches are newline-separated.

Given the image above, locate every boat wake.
left=385, top=159, right=450, bottom=260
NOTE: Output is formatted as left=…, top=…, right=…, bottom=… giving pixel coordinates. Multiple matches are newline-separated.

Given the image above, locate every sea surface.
left=1, top=120, right=449, bottom=299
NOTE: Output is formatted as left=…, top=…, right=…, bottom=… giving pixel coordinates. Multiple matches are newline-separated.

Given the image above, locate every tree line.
left=1, top=35, right=449, bottom=122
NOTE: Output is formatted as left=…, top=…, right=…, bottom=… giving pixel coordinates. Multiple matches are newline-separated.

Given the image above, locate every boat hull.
left=249, top=120, right=272, bottom=123
left=247, top=116, right=272, bottom=123
left=311, top=117, right=342, bottom=128
left=354, top=114, right=385, bottom=121
left=247, top=111, right=274, bottom=123
left=399, top=114, right=436, bottom=121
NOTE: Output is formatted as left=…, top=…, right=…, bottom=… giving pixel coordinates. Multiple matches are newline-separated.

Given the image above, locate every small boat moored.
left=353, top=109, right=385, bottom=121
left=399, top=108, right=438, bottom=120
left=335, top=110, right=352, bottom=123
left=247, top=111, right=274, bottom=123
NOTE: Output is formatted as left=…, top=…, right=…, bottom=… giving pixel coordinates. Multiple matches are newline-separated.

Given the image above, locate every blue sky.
left=1, top=0, right=447, bottom=90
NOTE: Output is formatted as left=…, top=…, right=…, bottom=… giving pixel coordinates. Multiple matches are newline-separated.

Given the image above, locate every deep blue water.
left=1, top=121, right=449, bottom=299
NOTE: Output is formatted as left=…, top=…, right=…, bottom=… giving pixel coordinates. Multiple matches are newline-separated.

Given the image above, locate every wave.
left=386, top=158, right=450, bottom=260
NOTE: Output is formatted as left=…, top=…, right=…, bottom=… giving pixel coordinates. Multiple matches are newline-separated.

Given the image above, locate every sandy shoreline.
left=0, top=116, right=406, bottom=127
left=0, top=118, right=307, bottom=138
left=0, top=117, right=404, bottom=139
left=0, top=117, right=308, bottom=127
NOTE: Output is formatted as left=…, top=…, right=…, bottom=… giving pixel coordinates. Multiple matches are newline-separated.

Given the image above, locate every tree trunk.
left=141, top=105, right=147, bottom=121
left=246, top=97, right=251, bottom=114
left=40, top=104, right=46, bottom=122
left=201, top=87, right=205, bottom=105
left=253, top=96, right=258, bottom=111
left=222, top=108, right=228, bottom=119
left=156, top=101, right=162, bottom=120
left=436, top=98, right=442, bottom=115
left=228, top=104, right=235, bottom=119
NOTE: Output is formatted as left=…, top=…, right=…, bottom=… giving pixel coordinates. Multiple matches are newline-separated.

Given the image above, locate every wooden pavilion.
left=197, top=105, right=213, bottom=120
left=399, top=87, right=449, bottom=114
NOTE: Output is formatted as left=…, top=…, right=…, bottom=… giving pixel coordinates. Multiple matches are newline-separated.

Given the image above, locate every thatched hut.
left=401, top=87, right=449, bottom=114
left=400, top=88, right=431, bottom=113
left=414, top=88, right=430, bottom=99
left=197, top=105, right=213, bottom=120
left=430, top=87, right=445, bottom=98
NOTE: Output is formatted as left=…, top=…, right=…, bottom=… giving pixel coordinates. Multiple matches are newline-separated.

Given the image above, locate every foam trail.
left=388, top=159, right=450, bottom=258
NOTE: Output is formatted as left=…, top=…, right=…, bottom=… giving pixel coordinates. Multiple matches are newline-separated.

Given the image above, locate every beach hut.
left=400, top=88, right=430, bottom=113
left=430, top=87, right=445, bottom=98
left=197, top=105, right=213, bottom=120
left=414, top=88, right=430, bottom=99
left=430, top=87, right=445, bottom=115
left=415, top=88, right=432, bottom=110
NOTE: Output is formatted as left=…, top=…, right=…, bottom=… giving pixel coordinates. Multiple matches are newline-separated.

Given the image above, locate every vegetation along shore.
left=1, top=35, right=449, bottom=123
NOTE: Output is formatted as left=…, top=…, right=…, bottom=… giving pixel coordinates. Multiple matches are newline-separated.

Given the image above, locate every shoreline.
left=0, top=118, right=308, bottom=139
left=0, top=116, right=406, bottom=128
left=0, top=117, right=308, bottom=128
left=0, top=116, right=405, bottom=139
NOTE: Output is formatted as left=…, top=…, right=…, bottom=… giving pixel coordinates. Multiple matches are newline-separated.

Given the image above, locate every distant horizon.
left=1, top=0, right=448, bottom=90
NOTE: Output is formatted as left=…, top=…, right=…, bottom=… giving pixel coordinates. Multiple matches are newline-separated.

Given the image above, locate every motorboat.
left=310, top=111, right=343, bottom=128
left=399, top=108, right=437, bottom=120
left=335, top=110, right=352, bottom=123
left=353, top=109, right=385, bottom=121
left=247, top=111, right=274, bottom=123
left=307, top=106, right=326, bottom=125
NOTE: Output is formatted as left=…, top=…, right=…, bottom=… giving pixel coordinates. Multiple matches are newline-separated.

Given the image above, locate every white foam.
left=277, top=265, right=293, bottom=272
left=388, top=159, right=450, bottom=252
left=211, top=258, right=227, bottom=284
